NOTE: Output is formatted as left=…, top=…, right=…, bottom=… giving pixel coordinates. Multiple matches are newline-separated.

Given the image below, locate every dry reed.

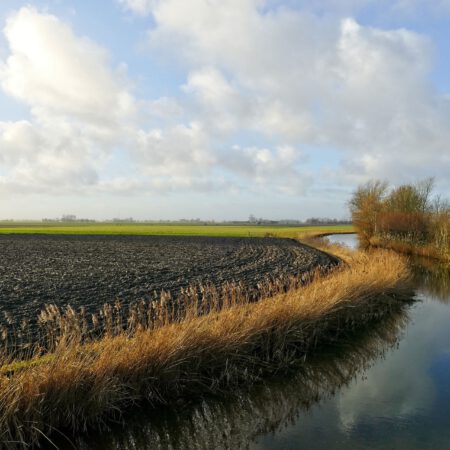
left=71, top=306, right=410, bottom=450
left=0, top=247, right=411, bottom=448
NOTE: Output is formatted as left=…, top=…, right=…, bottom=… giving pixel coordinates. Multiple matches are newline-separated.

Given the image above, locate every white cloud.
left=0, top=120, right=100, bottom=193
left=0, top=6, right=311, bottom=198
left=144, top=0, right=450, bottom=186
left=1, top=2, right=449, bottom=208
left=0, top=7, right=135, bottom=126
left=0, top=7, right=137, bottom=194
left=222, top=145, right=309, bottom=194
left=131, top=122, right=214, bottom=176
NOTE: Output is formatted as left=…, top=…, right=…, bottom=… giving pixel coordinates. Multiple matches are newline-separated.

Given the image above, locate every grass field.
left=0, top=222, right=354, bottom=238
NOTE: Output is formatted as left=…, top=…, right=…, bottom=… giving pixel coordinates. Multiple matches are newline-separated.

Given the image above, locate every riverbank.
left=0, top=247, right=411, bottom=448
left=366, top=235, right=450, bottom=262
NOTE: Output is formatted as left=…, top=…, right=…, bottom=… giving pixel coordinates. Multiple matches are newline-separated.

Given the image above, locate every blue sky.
left=0, top=0, right=449, bottom=220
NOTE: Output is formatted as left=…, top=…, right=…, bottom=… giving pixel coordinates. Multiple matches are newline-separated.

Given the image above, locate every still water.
left=67, top=235, right=450, bottom=450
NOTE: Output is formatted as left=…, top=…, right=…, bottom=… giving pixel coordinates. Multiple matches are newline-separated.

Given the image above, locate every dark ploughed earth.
left=0, top=235, right=338, bottom=324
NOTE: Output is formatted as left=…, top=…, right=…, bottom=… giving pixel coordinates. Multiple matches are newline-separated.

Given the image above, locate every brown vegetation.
left=70, top=306, right=411, bottom=450
left=0, top=246, right=411, bottom=448
left=350, top=178, right=449, bottom=260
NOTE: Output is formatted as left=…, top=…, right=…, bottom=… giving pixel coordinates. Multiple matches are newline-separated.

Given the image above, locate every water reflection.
left=411, top=257, right=450, bottom=302
left=253, top=255, right=450, bottom=449
left=256, top=298, right=450, bottom=450
left=326, top=233, right=449, bottom=303
left=326, top=233, right=359, bottom=250
left=63, top=307, right=411, bottom=450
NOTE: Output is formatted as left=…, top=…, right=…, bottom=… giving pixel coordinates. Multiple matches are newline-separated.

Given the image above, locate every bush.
left=350, top=178, right=449, bottom=259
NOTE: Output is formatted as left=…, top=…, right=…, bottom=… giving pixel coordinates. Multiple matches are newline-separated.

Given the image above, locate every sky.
left=0, top=0, right=449, bottom=221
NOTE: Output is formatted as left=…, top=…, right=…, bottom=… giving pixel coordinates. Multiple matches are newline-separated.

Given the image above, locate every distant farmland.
left=0, top=222, right=354, bottom=238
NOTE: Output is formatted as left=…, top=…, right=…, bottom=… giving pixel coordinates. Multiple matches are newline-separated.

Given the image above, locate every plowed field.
left=0, top=235, right=338, bottom=324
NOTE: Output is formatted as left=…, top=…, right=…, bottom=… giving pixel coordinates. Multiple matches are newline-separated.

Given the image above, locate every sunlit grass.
left=0, top=222, right=354, bottom=238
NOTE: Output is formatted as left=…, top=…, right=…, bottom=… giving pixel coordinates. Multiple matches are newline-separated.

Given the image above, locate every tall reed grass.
left=70, top=305, right=410, bottom=450
left=0, top=247, right=411, bottom=448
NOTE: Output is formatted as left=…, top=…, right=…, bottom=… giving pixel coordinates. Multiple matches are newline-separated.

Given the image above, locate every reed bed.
left=0, top=247, right=411, bottom=448
left=367, top=235, right=450, bottom=262
left=71, top=306, right=410, bottom=450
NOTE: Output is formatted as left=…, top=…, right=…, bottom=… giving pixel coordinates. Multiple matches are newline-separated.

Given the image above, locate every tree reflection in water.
left=59, top=304, right=412, bottom=450
left=410, top=256, right=450, bottom=303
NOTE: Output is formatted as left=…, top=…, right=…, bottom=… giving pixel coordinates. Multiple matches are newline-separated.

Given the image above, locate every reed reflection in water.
left=410, top=256, right=450, bottom=303
left=62, top=304, right=411, bottom=450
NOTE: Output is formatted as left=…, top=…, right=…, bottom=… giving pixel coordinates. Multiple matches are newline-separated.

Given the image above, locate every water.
left=326, top=233, right=359, bottom=249
left=64, top=235, right=450, bottom=450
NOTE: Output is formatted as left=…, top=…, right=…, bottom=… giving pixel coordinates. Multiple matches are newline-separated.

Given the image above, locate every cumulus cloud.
left=131, top=122, right=214, bottom=176
left=0, top=5, right=313, bottom=197
left=0, top=7, right=135, bottom=125
left=222, top=145, right=309, bottom=194
left=0, top=120, right=100, bottom=193
left=144, top=0, right=450, bottom=186
left=0, top=7, right=136, bottom=194
left=1, top=1, right=449, bottom=205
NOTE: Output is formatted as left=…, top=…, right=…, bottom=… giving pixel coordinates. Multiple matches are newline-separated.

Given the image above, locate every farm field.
left=0, top=234, right=338, bottom=328
left=0, top=222, right=354, bottom=237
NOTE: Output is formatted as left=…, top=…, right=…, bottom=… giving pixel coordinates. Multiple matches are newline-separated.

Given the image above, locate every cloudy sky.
left=0, top=0, right=449, bottom=220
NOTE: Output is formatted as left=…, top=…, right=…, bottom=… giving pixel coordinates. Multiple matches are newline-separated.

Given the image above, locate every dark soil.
left=0, top=235, right=338, bottom=325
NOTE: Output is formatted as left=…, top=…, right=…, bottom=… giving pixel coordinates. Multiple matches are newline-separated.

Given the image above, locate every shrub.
left=349, top=180, right=388, bottom=244
left=350, top=178, right=449, bottom=259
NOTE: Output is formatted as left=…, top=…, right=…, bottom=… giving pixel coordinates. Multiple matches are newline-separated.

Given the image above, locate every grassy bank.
left=70, top=307, right=410, bottom=449
left=367, top=235, right=449, bottom=261
left=0, top=222, right=353, bottom=238
left=0, top=247, right=411, bottom=448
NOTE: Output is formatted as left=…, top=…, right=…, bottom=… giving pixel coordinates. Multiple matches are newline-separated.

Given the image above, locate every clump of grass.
left=0, top=249, right=411, bottom=448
